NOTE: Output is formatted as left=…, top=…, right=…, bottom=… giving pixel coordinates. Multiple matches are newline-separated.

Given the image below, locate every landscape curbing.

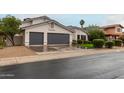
left=0, top=48, right=124, bottom=67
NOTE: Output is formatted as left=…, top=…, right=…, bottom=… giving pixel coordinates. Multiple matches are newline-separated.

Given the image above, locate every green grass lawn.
left=80, top=44, right=94, bottom=49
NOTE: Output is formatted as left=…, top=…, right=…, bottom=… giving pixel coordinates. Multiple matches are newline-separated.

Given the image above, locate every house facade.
left=67, top=26, right=88, bottom=41
left=101, top=24, right=124, bottom=40
left=21, top=16, right=88, bottom=46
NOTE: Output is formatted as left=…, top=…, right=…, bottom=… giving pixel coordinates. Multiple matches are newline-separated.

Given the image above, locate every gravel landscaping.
left=0, top=46, right=36, bottom=58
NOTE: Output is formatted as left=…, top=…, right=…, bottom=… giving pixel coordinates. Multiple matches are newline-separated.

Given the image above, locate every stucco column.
left=69, top=33, right=72, bottom=46
left=25, top=31, right=29, bottom=46
left=86, top=35, right=88, bottom=41
left=44, top=32, right=47, bottom=45
left=79, top=35, right=81, bottom=40
left=75, top=33, right=77, bottom=41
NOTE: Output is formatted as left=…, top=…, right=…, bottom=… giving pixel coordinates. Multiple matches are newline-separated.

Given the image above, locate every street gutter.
left=0, top=48, right=124, bottom=67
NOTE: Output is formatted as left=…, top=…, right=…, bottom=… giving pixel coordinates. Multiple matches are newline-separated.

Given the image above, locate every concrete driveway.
left=29, top=45, right=80, bottom=52
left=1, top=51, right=124, bottom=79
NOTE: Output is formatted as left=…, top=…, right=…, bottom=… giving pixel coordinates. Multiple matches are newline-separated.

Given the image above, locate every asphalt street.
left=1, top=52, right=124, bottom=79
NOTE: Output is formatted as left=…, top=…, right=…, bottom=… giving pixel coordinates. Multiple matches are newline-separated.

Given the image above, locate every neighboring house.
left=101, top=24, right=124, bottom=40
left=21, top=16, right=88, bottom=46
left=67, top=26, right=88, bottom=41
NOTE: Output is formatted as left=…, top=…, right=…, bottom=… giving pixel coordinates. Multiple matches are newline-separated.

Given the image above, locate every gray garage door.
left=48, top=33, right=69, bottom=44
left=29, top=32, right=44, bottom=45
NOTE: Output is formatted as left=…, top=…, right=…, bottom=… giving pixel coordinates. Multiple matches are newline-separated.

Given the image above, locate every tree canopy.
left=0, top=15, right=22, bottom=45
left=86, top=25, right=106, bottom=41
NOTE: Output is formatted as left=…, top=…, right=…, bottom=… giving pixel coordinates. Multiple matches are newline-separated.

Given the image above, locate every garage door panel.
left=29, top=32, right=44, bottom=45
left=48, top=33, right=69, bottom=44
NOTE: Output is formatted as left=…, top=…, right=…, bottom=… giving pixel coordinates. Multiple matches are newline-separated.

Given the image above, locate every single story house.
left=67, top=26, right=88, bottom=41
left=101, top=24, right=124, bottom=40
left=21, top=16, right=88, bottom=46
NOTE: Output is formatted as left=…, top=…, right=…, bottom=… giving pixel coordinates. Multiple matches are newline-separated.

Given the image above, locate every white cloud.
left=13, top=14, right=45, bottom=20
left=105, top=14, right=124, bottom=26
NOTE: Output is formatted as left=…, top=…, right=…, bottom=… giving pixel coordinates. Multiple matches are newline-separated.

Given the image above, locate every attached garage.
left=22, top=16, right=73, bottom=46
left=29, top=32, right=44, bottom=45
left=48, top=33, right=70, bottom=44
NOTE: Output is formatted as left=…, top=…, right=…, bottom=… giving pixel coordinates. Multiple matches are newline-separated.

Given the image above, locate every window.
left=50, top=22, right=54, bottom=28
left=81, top=35, right=86, bottom=40
left=77, top=35, right=80, bottom=40
left=117, top=27, right=122, bottom=32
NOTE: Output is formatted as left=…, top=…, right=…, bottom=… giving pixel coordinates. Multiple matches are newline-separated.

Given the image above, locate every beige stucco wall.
left=32, top=18, right=49, bottom=25
left=73, top=29, right=88, bottom=41
left=24, top=23, right=73, bottom=46
left=20, top=18, right=50, bottom=28
left=20, top=22, right=32, bottom=28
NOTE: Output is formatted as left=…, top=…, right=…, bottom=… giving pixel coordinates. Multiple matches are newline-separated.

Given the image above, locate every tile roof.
left=67, top=26, right=87, bottom=33
left=101, top=24, right=124, bottom=28
left=22, top=16, right=74, bottom=33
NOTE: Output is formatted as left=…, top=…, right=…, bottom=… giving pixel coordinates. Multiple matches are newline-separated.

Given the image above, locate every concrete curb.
left=0, top=48, right=124, bottom=67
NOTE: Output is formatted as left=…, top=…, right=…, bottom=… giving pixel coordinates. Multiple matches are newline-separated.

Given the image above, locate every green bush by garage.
left=72, top=40, right=77, bottom=46
left=77, top=39, right=84, bottom=44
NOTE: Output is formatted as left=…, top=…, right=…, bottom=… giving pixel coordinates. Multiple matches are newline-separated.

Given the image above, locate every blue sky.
left=0, top=14, right=123, bottom=27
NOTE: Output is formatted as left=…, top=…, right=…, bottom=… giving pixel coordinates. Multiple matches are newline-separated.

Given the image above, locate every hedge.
left=105, top=41, right=114, bottom=48
left=93, top=39, right=105, bottom=48
left=84, top=40, right=92, bottom=44
left=113, top=39, right=122, bottom=46
left=77, top=39, right=83, bottom=44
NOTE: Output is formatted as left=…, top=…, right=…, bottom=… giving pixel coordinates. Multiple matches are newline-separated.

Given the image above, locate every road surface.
left=0, top=52, right=124, bottom=79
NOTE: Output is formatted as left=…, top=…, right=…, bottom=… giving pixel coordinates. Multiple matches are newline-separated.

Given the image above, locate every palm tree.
left=80, top=19, right=85, bottom=29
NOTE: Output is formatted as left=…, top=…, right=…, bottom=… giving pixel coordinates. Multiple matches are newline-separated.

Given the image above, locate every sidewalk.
left=0, top=48, right=124, bottom=67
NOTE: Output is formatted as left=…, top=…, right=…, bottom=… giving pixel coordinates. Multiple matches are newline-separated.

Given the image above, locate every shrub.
left=119, top=35, right=124, bottom=41
left=84, top=40, right=92, bottom=44
left=86, top=25, right=106, bottom=41
left=105, top=41, right=114, bottom=48
left=77, top=39, right=83, bottom=44
left=113, top=39, right=122, bottom=46
left=93, top=39, right=105, bottom=48
left=72, top=40, right=77, bottom=46
left=0, top=37, right=4, bottom=49
left=80, top=44, right=94, bottom=49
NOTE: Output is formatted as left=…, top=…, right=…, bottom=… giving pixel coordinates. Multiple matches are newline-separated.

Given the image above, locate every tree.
left=80, top=19, right=85, bottom=29
left=119, top=35, right=124, bottom=41
left=0, top=19, right=5, bottom=46
left=0, top=15, right=22, bottom=46
left=86, top=25, right=106, bottom=41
